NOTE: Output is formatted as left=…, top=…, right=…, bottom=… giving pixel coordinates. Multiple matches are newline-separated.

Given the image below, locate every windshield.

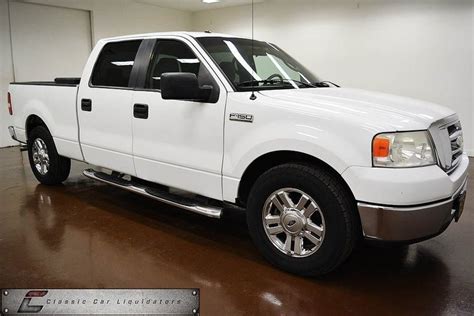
left=197, top=37, right=321, bottom=91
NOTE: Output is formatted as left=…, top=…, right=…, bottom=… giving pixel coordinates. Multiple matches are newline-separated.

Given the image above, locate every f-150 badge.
left=230, top=113, right=254, bottom=123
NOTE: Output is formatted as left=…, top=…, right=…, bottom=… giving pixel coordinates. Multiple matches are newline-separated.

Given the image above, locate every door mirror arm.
left=198, top=85, right=213, bottom=101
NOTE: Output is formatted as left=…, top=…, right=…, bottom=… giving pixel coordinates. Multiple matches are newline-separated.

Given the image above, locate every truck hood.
left=259, top=88, right=455, bottom=131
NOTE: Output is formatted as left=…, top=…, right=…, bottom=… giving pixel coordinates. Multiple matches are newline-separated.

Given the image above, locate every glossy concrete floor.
left=1, top=147, right=473, bottom=315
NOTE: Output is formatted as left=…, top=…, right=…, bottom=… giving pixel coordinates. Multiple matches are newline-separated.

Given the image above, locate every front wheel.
left=246, top=163, right=359, bottom=276
left=27, top=126, right=71, bottom=185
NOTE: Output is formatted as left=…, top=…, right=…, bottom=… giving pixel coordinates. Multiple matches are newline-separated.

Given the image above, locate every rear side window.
left=91, top=40, right=142, bottom=87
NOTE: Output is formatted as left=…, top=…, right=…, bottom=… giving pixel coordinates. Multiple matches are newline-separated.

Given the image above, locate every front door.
left=132, top=37, right=227, bottom=200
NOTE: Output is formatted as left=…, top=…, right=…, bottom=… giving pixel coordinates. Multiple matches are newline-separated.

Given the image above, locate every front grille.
left=429, top=115, right=464, bottom=174
left=446, top=121, right=463, bottom=173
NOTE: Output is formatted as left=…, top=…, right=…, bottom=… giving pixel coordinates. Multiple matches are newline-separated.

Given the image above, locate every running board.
left=83, top=169, right=222, bottom=218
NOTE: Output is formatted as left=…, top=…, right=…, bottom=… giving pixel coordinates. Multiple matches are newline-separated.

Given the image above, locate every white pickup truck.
left=7, top=32, right=468, bottom=275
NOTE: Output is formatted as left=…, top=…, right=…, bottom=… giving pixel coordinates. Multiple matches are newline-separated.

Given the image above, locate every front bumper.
left=358, top=177, right=468, bottom=242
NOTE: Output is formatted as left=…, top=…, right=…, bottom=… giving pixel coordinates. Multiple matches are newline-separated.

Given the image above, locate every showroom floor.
left=1, top=146, right=473, bottom=315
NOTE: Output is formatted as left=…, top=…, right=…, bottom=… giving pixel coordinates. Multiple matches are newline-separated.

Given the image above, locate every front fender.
left=223, top=98, right=373, bottom=179
left=222, top=93, right=375, bottom=201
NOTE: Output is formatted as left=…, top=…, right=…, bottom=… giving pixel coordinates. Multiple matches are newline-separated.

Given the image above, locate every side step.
left=83, top=169, right=223, bottom=218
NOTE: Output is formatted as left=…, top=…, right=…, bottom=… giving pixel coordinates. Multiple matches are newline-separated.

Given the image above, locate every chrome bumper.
left=358, top=178, right=468, bottom=242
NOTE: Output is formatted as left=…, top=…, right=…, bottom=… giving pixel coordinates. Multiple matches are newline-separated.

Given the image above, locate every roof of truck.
left=100, top=31, right=250, bottom=42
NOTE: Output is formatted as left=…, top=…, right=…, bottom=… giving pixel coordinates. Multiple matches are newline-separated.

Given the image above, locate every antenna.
left=249, top=0, right=257, bottom=100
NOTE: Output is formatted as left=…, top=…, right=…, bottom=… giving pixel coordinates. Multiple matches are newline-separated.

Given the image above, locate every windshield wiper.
left=237, top=79, right=316, bottom=88
left=314, top=81, right=340, bottom=88
left=237, top=79, right=276, bottom=87
left=279, top=79, right=315, bottom=88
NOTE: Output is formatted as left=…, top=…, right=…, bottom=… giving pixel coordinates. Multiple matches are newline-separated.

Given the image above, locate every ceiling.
left=136, top=0, right=264, bottom=12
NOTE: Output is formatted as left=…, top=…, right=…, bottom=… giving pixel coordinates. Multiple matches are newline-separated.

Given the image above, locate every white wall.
left=10, top=1, right=92, bottom=81
left=24, top=0, right=193, bottom=43
left=0, top=0, right=15, bottom=147
left=193, top=0, right=474, bottom=154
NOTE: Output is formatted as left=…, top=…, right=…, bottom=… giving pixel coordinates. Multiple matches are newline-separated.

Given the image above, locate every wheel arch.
left=237, top=150, right=356, bottom=207
left=25, top=114, right=51, bottom=139
left=25, top=114, right=49, bottom=139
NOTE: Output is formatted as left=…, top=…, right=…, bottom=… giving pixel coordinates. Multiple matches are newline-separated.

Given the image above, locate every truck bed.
left=9, top=79, right=83, bottom=161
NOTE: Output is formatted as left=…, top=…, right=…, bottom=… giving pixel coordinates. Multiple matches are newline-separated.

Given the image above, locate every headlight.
left=372, top=131, right=436, bottom=167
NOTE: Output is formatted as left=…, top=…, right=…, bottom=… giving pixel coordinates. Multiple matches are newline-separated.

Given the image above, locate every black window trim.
left=129, top=39, right=156, bottom=89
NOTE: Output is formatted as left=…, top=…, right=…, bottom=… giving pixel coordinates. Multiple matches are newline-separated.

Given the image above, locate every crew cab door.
left=131, top=37, right=227, bottom=200
left=77, top=39, right=145, bottom=175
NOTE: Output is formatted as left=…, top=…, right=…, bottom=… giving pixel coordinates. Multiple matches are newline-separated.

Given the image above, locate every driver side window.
left=146, top=40, right=201, bottom=90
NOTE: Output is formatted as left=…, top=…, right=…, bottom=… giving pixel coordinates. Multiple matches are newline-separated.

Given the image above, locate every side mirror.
left=161, top=73, right=212, bottom=102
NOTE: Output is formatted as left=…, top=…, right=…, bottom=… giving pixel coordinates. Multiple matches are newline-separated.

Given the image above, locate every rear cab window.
left=90, top=40, right=142, bottom=88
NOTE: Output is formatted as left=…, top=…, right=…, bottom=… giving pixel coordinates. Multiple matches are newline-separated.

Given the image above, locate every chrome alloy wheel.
left=262, top=188, right=326, bottom=258
left=32, top=138, right=49, bottom=175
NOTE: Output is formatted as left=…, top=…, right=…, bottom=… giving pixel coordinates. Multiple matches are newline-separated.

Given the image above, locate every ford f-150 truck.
left=7, top=32, right=468, bottom=276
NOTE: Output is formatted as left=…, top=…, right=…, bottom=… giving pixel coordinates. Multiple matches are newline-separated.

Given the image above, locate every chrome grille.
left=447, top=121, right=463, bottom=172
left=428, top=115, right=463, bottom=174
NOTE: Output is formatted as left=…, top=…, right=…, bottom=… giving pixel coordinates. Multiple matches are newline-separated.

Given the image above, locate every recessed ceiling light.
left=202, top=0, right=220, bottom=4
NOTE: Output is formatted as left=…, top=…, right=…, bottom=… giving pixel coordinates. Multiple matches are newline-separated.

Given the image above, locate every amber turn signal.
left=373, top=136, right=390, bottom=157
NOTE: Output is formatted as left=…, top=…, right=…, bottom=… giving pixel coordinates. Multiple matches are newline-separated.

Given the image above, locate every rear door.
left=77, top=39, right=144, bottom=175
left=131, top=37, right=227, bottom=200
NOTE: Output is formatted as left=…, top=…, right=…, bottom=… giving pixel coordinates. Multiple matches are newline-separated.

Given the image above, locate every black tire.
left=27, top=126, right=71, bottom=185
left=246, top=163, right=360, bottom=276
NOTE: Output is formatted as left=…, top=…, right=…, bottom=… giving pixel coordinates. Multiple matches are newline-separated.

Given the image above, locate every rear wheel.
left=27, top=126, right=71, bottom=185
left=246, top=163, right=359, bottom=276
